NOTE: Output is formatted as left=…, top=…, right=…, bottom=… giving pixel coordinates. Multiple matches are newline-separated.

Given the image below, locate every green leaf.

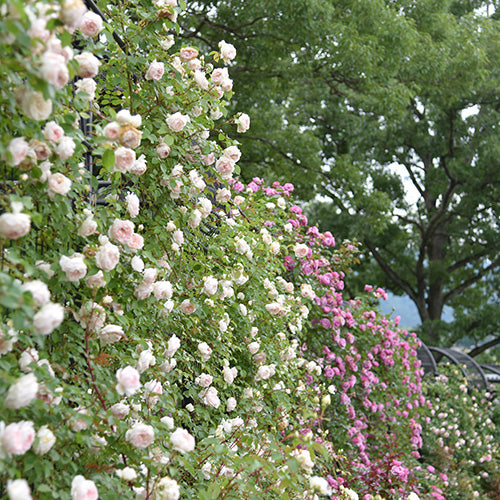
left=102, top=149, right=115, bottom=170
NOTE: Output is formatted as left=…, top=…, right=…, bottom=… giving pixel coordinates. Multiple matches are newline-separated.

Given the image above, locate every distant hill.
left=379, top=292, right=454, bottom=330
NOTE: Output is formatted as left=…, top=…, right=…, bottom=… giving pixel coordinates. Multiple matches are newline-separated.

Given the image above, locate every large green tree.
left=181, top=0, right=500, bottom=347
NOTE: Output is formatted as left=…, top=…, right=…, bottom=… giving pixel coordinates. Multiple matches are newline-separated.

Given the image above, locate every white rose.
left=21, top=89, right=52, bottom=121
left=34, top=426, right=56, bottom=455
left=33, top=302, right=64, bottom=335
left=4, top=373, right=39, bottom=409
left=170, top=427, right=195, bottom=454
left=6, top=479, right=32, bottom=500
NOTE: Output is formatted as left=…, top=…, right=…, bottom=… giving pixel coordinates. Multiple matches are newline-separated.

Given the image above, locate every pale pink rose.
left=219, top=40, right=236, bottom=62
left=248, top=341, right=260, bottom=354
left=223, top=145, right=241, bottom=162
left=221, top=78, right=233, bottom=92
left=75, top=78, right=96, bottom=101
left=155, top=477, right=179, bottom=500
left=127, top=233, right=144, bottom=250
left=203, top=277, right=218, bottom=295
left=199, top=386, right=220, bottom=408
left=119, top=126, right=142, bottom=150
left=78, top=11, right=103, bottom=37
left=60, top=0, right=88, bottom=29
left=48, top=172, right=72, bottom=199
left=103, top=121, right=121, bottom=141
left=165, top=334, right=180, bottom=357
left=19, top=89, right=52, bottom=121
left=223, top=366, right=237, bottom=384
left=167, top=112, right=190, bottom=132
left=186, top=58, right=202, bottom=71
left=111, top=402, right=130, bottom=419
left=197, top=197, right=212, bottom=217
left=113, top=147, right=136, bottom=172
left=255, top=364, right=276, bottom=381
left=95, top=241, right=120, bottom=271
left=59, top=253, right=87, bottom=281
left=195, top=373, right=213, bottom=387
left=179, top=47, right=199, bottom=61
left=56, top=136, right=76, bottom=160
left=203, top=153, right=215, bottom=166
left=131, top=255, right=145, bottom=272
left=188, top=209, right=202, bottom=228
left=84, top=271, right=106, bottom=289
left=77, top=302, right=105, bottom=332
left=226, top=397, right=237, bottom=411
left=215, top=156, right=235, bottom=180
left=172, top=229, right=184, bottom=245
left=43, top=121, right=65, bottom=143
left=46, top=38, right=74, bottom=63
left=0, top=205, right=31, bottom=239
left=235, top=113, right=250, bottom=133
left=293, top=243, right=309, bottom=258
left=161, top=34, right=175, bottom=50
left=143, top=268, right=158, bottom=284
left=40, top=51, right=69, bottom=90
left=7, top=137, right=29, bottom=166
left=33, top=426, right=56, bottom=455
left=125, top=423, right=154, bottom=448
left=28, top=18, right=50, bottom=43
left=145, top=60, right=165, bottom=81
left=211, top=67, right=228, bottom=85
left=31, top=140, right=51, bottom=161
left=194, top=70, right=209, bottom=90
left=78, top=215, right=97, bottom=237
left=7, top=478, right=32, bottom=500
left=130, top=154, right=147, bottom=174
left=22, top=280, right=50, bottom=306
left=109, top=219, right=134, bottom=244
left=170, top=427, right=195, bottom=453
left=198, top=341, right=212, bottom=361
left=116, top=366, right=141, bottom=396
left=125, top=192, right=140, bottom=218
left=75, top=52, right=101, bottom=78
left=157, top=143, right=171, bottom=158
left=71, top=475, right=98, bottom=500
left=33, top=302, right=64, bottom=335
left=4, top=373, right=39, bottom=409
left=152, top=281, right=173, bottom=300
left=144, top=379, right=163, bottom=404
left=98, top=324, right=124, bottom=344
left=180, top=299, right=196, bottom=314
left=1, top=421, right=35, bottom=455
left=216, top=188, right=231, bottom=203
left=116, top=110, right=142, bottom=128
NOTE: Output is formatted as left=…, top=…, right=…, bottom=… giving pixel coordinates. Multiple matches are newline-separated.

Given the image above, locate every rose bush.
left=0, top=1, right=498, bottom=500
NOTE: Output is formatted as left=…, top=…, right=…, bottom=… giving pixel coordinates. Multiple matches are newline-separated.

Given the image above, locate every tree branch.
left=469, top=336, right=500, bottom=358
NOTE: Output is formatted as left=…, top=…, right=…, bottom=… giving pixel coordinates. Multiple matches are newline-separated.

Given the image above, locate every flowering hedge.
left=0, top=1, right=498, bottom=500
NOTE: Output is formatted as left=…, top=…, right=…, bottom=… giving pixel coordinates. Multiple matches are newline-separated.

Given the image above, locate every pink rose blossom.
left=167, top=112, right=190, bottom=132
left=157, top=143, right=171, bottom=158
left=59, top=253, right=87, bottom=281
left=199, top=386, right=220, bottom=408
left=194, top=70, right=209, bottom=90
left=226, top=397, right=237, bottom=411
left=145, top=60, right=165, bottom=81
left=116, top=366, right=141, bottom=396
left=75, top=78, right=97, bottom=101
left=7, top=137, right=29, bottom=166
left=40, top=51, right=69, bottom=90
left=223, top=145, right=241, bottom=162
left=7, top=478, right=32, bottom=500
left=180, top=299, right=196, bottom=314
left=211, top=67, right=228, bottom=84
left=1, top=421, right=35, bottom=456
left=75, top=52, right=101, bottom=78
left=85, top=271, right=106, bottom=289
left=0, top=203, right=31, bottom=240
left=198, top=341, right=212, bottom=361
left=179, top=47, right=199, bottom=61
left=170, top=427, right=195, bottom=453
left=219, top=40, right=236, bottom=62
left=22, top=280, right=50, bottom=306
left=113, top=147, right=136, bottom=172
left=33, top=302, right=65, bottom=335
left=111, top=402, right=130, bottom=419
left=48, top=172, right=72, bottom=198
left=119, top=126, right=142, bottom=149
left=71, top=475, right=98, bottom=500
left=109, top=219, right=134, bottom=244
left=103, top=121, right=121, bottom=141
left=78, top=11, right=104, bottom=37
left=4, top=373, right=39, bottom=409
left=195, top=373, right=213, bottom=387
left=215, top=156, right=235, bottom=180
left=130, top=154, right=147, bottom=174
left=235, top=113, right=250, bottom=133
left=125, top=423, right=154, bottom=448
left=127, top=233, right=144, bottom=250
left=95, top=240, right=120, bottom=271
left=125, top=192, right=140, bottom=218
